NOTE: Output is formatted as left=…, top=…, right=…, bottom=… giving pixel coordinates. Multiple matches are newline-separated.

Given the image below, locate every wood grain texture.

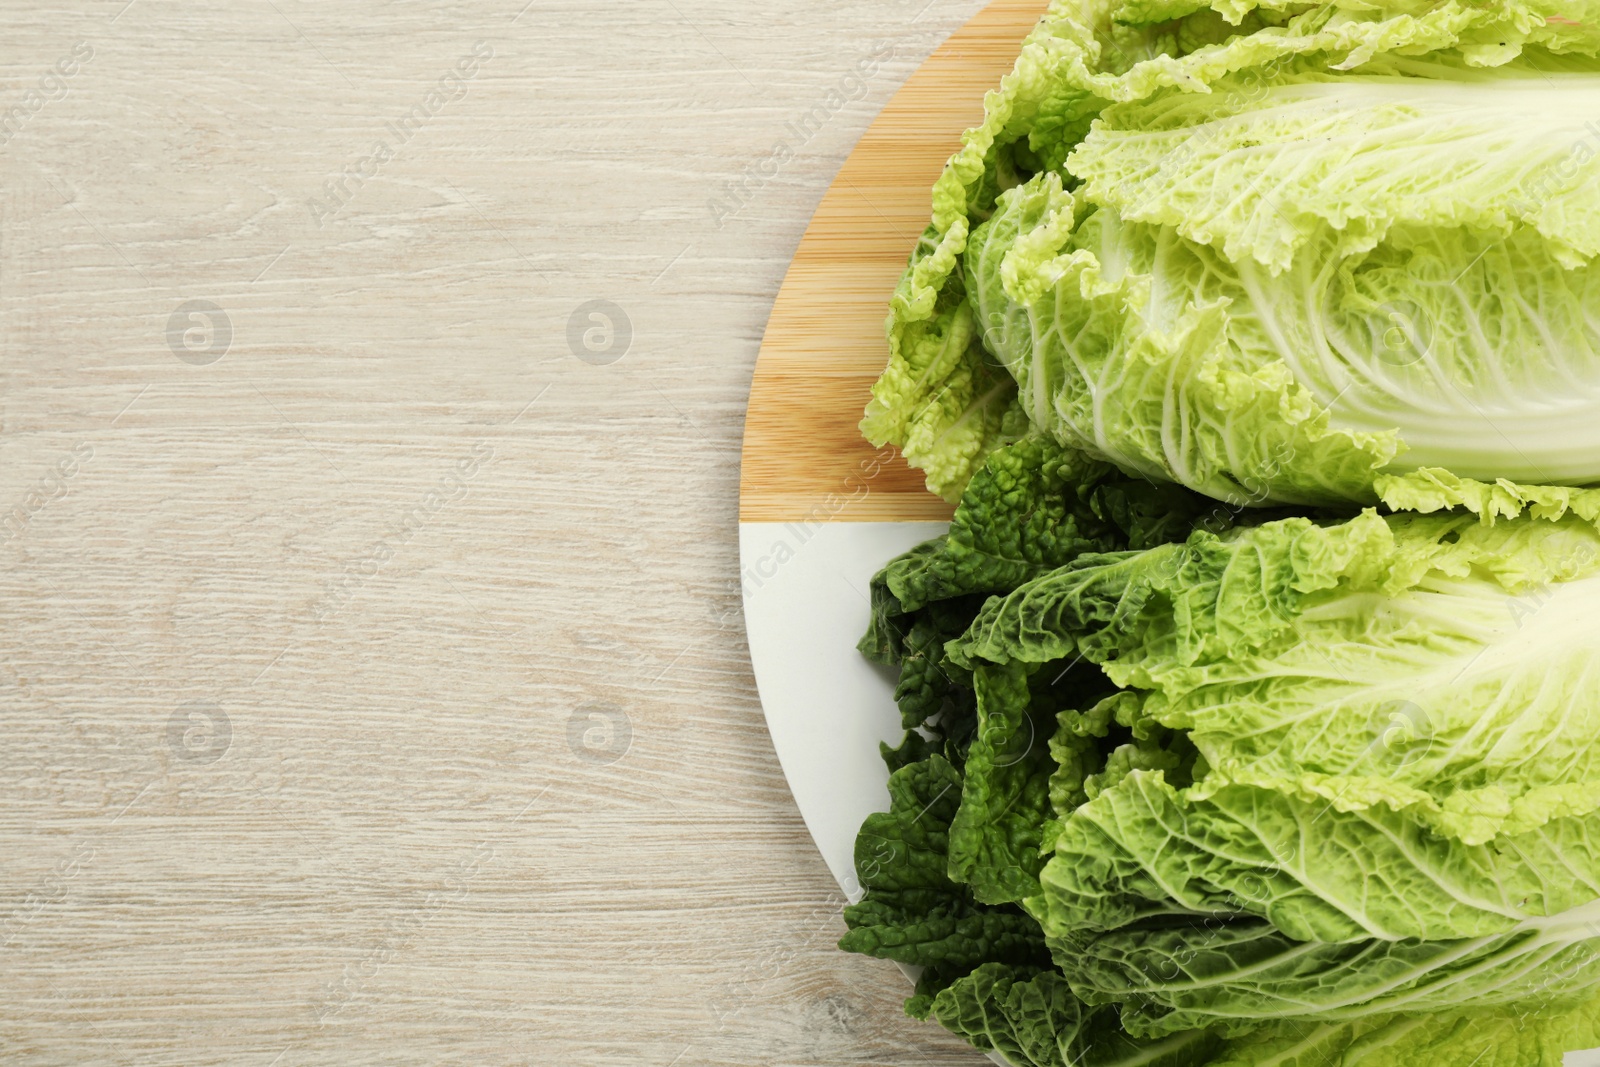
left=738, top=0, right=1045, bottom=523
left=0, top=1, right=1021, bottom=1064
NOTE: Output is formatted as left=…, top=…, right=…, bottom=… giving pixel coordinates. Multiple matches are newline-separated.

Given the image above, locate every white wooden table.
left=0, top=1, right=991, bottom=1063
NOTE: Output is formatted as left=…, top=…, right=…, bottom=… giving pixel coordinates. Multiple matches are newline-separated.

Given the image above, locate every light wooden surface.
left=0, top=2, right=1021, bottom=1064
left=739, top=0, right=1044, bottom=524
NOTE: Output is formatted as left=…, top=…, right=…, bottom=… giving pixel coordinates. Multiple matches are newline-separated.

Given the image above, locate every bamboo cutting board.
left=737, top=0, right=1049, bottom=523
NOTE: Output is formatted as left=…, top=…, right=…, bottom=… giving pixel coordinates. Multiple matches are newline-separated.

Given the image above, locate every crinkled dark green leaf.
left=948, top=661, right=1059, bottom=906
left=890, top=600, right=980, bottom=734
left=840, top=755, right=1051, bottom=990
left=883, top=435, right=1221, bottom=616
left=930, top=963, right=1223, bottom=1067
left=880, top=730, right=940, bottom=775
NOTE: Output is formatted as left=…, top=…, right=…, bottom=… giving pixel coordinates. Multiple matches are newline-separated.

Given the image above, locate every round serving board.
left=738, top=4, right=1600, bottom=1063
